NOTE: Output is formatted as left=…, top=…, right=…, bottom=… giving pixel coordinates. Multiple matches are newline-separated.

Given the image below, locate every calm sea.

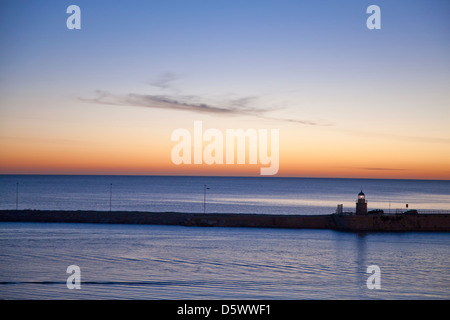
left=0, top=175, right=449, bottom=214
left=0, top=175, right=449, bottom=299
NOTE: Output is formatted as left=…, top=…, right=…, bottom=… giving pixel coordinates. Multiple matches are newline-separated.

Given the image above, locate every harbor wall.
left=332, top=213, right=450, bottom=232
left=0, top=210, right=449, bottom=232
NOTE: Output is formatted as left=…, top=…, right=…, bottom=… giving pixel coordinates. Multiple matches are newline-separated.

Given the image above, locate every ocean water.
left=0, top=175, right=449, bottom=300
left=0, top=222, right=449, bottom=300
left=0, top=175, right=449, bottom=214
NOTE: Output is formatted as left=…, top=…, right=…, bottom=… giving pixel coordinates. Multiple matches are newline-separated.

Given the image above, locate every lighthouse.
left=356, top=190, right=368, bottom=215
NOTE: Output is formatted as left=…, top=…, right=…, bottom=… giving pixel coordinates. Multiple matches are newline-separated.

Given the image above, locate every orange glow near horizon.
left=1, top=131, right=449, bottom=180
left=2, top=163, right=449, bottom=180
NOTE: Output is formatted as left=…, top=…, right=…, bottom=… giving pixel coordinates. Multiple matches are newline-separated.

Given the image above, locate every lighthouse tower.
left=356, top=190, right=368, bottom=215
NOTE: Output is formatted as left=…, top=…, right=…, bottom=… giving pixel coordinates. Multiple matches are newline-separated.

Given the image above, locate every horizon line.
left=1, top=173, right=449, bottom=182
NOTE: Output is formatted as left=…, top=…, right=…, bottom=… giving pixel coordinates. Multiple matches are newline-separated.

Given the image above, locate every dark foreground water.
left=0, top=222, right=449, bottom=300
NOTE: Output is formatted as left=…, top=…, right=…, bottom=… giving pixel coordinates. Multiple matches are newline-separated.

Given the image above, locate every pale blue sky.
left=1, top=0, right=449, bottom=96
left=1, top=0, right=449, bottom=177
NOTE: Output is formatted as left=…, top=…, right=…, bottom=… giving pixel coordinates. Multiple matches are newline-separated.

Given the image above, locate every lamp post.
left=109, top=183, right=112, bottom=212
left=16, top=182, right=19, bottom=211
left=203, top=184, right=210, bottom=214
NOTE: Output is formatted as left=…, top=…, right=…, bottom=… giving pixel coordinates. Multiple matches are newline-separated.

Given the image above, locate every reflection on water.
left=0, top=222, right=449, bottom=300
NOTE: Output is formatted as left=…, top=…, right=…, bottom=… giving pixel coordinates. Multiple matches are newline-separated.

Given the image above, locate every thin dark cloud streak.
left=82, top=90, right=268, bottom=115
left=339, top=128, right=450, bottom=145
left=363, top=167, right=409, bottom=171
left=81, top=90, right=322, bottom=126
left=252, top=114, right=322, bottom=126
left=336, top=166, right=409, bottom=171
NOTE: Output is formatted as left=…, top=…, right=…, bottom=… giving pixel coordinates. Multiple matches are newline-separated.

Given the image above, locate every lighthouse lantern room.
left=356, top=190, right=368, bottom=215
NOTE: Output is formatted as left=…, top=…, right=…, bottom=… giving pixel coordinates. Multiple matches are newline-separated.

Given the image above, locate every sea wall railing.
left=336, top=209, right=450, bottom=215
left=393, top=209, right=450, bottom=214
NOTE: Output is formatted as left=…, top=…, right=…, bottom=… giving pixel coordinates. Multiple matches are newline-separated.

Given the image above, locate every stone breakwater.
left=0, top=210, right=449, bottom=232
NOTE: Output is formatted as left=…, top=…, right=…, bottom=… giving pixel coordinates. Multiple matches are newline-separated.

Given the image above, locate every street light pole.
left=109, top=183, right=112, bottom=212
left=203, top=184, right=210, bottom=214
left=16, top=182, right=19, bottom=211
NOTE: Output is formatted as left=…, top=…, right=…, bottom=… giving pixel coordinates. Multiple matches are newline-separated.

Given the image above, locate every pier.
left=1, top=209, right=449, bottom=232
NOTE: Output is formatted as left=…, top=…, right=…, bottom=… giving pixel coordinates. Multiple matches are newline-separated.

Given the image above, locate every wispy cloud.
left=149, top=72, right=180, bottom=91
left=0, top=135, right=93, bottom=146
left=79, top=71, right=331, bottom=126
left=81, top=90, right=324, bottom=126
left=270, top=116, right=330, bottom=126
left=363, top=167, right=409, bottom=171
left=337, top=166, right=409, bottom=172
left=339, top=128, right=450, bottom=145
left=82, top=90, right=270, bottom=115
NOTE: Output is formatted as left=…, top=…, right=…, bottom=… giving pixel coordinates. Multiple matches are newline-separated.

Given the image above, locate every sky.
left=1, top=0, right=449, bottom=179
